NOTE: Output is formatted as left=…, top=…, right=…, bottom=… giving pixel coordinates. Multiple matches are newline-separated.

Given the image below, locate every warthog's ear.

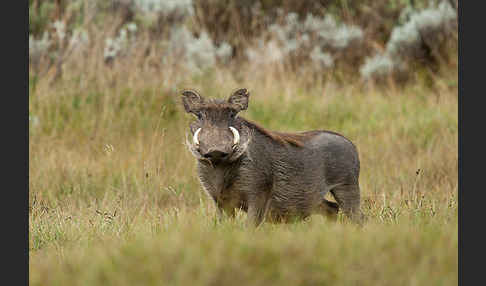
left=228, top=88, right=249, bottom=112
left=181, top=90, right=203, bottom=114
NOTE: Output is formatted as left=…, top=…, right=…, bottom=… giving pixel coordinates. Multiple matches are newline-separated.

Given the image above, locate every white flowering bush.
left=360, top=54, right=404, bottom=81
left=52, top=20, right=90, bottom=50
left=131, top=0, right=194, bottom=35
left=246, top=12, right=363, bottom=72
left=29, top=32, right=51, bottom=69
left=69, top=28, right=90, bottom=49
left=214, top=42, right=233, bottom=64
left=134, top=0, right=194, bottom=17
left=52, top=20, right=66, bottom=42
left=246, top=39, right=283, bottom=65
left=29, top=20, right=89, bottom=75
left=361, top=1, right=457, bottom=81
left=104, top=23, right=138, bottom=62
left=103, top=0, right=233, bottom=72
left=164, top=26, right=233, bottom=73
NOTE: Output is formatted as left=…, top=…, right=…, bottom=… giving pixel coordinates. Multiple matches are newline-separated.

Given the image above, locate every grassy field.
left=29, top=68, right=458, bottom=285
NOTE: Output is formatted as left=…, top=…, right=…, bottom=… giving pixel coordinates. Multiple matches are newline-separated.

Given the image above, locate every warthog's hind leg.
left=330, top=184, right=365, bottom=225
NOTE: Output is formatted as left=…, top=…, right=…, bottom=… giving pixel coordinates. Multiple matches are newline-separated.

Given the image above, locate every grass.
left=29, top=67, right=458, bottom=285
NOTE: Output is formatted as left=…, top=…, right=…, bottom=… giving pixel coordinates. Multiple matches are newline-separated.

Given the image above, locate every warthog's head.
left=182, top=88, right=252, bottom=165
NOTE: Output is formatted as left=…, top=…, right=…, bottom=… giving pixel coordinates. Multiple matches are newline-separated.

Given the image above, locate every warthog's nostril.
left=203, top=150, right=229, bottom=160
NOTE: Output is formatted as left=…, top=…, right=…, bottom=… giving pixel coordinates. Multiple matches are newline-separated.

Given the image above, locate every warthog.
left=183, top=88, right=364, bottom=226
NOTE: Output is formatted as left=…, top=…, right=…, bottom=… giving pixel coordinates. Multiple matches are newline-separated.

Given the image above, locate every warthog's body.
left=182, top=89, right=364, bottom=226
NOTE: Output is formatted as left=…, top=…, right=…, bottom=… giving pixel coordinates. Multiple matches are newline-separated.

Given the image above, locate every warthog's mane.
left=242, top=118, right=328, bottom=148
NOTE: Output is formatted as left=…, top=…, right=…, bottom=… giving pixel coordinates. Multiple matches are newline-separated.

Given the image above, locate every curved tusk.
left=229, top=126, right=240, bottom=145
left=193, top=128, right=202, bottom=145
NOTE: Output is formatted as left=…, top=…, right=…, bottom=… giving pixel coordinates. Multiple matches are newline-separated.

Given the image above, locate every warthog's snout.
left=191, top=125, right=241, bottom=163
left=203, top=149, right=230, bottom=161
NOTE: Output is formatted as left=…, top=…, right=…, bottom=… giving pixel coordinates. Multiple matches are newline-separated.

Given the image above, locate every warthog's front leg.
left=213, top=198, right=236, bottom=222
left=246, top=193, right=272, bottom=227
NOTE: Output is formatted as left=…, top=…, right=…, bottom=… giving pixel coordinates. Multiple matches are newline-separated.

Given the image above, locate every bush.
left=360, top=1, right=457, bottom=82
left=245, top=12, right=364, bottom=74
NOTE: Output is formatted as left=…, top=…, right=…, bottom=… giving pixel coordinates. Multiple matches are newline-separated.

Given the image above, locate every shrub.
left=163, top=26, right=233, bottom=73
left=360, top=1, right=457, bottom=82
left=104, top=23, right=138, bottom=62
left=29, top=31, right=51, bottom=71
left=246, top=12, right=364, bottom=73
left=132, top=0, right=194, bottom=37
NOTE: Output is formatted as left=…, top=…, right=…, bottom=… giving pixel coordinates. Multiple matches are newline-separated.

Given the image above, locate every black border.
left=458, top=0, right=462, bottom=283
left=24, top=0, right=29, bottom=284
left=459, top=1, right=481, bottom=285
left=6, top=0, right=28, bottom=285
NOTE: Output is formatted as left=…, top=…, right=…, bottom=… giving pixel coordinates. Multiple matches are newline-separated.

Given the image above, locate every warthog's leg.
left=217, top=205, right=236, bottom=220
left=330, top=184, right=365, bottom=224
left=318, top=199, right=339, bottom=221
left=246, top=193, right=272, bottom=227
left=214, top=199, right=236, bottom=222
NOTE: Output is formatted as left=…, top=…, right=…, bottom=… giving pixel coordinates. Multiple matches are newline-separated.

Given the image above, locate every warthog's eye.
left=195, top=112, right=203, bottom=120
left=229, top=110, right=237, bottom=119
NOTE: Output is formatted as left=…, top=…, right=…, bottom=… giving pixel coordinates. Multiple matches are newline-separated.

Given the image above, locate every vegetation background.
left=29, top=0, right=458, bottom=285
